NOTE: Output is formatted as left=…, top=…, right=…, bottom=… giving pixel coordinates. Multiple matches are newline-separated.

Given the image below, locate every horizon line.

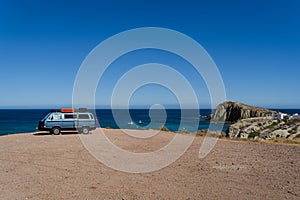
left=0, top=105, right=299, bottom=110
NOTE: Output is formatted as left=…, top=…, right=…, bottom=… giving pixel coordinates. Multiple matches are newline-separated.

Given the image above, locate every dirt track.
left=0, top=128, right=299, bottom=199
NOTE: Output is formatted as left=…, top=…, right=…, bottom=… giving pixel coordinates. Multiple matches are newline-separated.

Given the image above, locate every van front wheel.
left=82, top=127, right=90, bottom=134
left=51, top=127, right=61, bottom=135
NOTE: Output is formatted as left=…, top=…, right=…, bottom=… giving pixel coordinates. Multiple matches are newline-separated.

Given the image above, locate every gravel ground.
left=0, top=128, right=299, bottom=200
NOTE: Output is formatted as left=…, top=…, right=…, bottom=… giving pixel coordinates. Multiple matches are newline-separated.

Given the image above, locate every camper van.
left=38, top=108, right=98, bottom=134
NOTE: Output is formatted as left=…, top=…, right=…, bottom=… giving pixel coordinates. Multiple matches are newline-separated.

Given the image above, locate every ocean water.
left=0, top=109, right=299, bottom=136
left=96, top=109, right=215, bottom=132
left=0, top=109, right=212, bottom=136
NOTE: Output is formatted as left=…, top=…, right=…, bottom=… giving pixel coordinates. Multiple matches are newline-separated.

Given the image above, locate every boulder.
left=288, top=132, right=300, bottom=139
left=269, top=130, right=290, bottom=139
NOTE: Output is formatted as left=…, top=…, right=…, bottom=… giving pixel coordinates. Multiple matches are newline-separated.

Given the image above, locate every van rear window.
left=79, top=114, right=90, bottom=119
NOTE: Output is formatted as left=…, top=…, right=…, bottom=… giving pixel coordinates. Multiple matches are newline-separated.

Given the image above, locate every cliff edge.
left=212, top=101, right=277, bottom=122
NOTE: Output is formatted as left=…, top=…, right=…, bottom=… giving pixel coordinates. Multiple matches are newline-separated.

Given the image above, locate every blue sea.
left=0, top=109, right=299, bottom=136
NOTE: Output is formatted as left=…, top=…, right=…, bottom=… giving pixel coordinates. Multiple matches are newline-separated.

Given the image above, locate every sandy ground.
left=0, top=128, right=299, bottom=200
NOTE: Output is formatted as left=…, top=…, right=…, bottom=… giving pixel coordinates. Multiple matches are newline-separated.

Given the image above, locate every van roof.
left=50, top=108, right=89, bottom=113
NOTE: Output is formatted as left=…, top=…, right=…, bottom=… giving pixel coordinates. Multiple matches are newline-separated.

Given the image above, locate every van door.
left=62, top=113, right=77, bottom=129
left=45, top=113, right=62, bottom=129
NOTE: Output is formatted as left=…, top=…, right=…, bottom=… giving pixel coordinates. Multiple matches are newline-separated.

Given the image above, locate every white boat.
left=138, top=120, right=143, bottom=124
left=128, top=121, right=133, bottom=125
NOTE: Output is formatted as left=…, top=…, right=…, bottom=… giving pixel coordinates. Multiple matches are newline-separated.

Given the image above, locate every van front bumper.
left=37, top=121, right=49, bottom=131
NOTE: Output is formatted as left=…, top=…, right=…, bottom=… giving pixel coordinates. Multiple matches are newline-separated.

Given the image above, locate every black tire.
left=82, top=127, right=90, bottom=134
left=51, top=127, right=61, bottom=135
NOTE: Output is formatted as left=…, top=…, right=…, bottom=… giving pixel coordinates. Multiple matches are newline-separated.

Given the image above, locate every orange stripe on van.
left=61, top=108, right=74, bottom=113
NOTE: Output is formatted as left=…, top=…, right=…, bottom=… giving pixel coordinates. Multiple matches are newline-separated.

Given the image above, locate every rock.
left=214, top=101, right=300, bottom=140
left=240, top=132, right=249, bottom=139
left=206, top=130, right=224, bottom=138
left=202, top=115, right=211, bottom=121
left=227, top=117, right=276, bottom=139
left=288, top=132, right=300, bottom=139
left=269, top=130, right=290, bottom=139
left=227, top=116, right=300, bottom=139
left=212, top=101, right=277, bottom=122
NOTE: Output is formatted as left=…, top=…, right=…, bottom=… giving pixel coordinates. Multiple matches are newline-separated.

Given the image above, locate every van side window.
left=79, top=114, right=90, bottom=119
left=64, top=114, right=77, bottom=119
left=50, top=114, right=61, bottom=121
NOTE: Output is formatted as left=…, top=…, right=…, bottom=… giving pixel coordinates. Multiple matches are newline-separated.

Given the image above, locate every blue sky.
left=0, top=0, right=299, bottom=108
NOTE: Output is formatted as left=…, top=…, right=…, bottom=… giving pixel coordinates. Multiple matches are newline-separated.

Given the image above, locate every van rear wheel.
left=51, top=127, right=61, bottom=135
left=82, top=127, right=90, bottom=134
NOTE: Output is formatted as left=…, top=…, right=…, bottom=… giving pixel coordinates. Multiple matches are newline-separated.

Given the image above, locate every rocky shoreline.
left=227, top=117, right=300, bottom=140
left=208, top=101, right=300, bottom=140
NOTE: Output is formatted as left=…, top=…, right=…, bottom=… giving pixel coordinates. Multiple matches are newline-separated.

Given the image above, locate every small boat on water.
left=128, top=121, right=133, bottom=125
left=138, top=120, right=143, bottom=124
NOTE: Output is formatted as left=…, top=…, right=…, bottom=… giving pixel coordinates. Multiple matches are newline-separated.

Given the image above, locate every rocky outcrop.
left=212, top=101, right=277, bottom=122
left=227, top=118, right=275, bottom=139
left=209, top=101, right=300, bottom=140
left=227, top=117, right=300, bottom=139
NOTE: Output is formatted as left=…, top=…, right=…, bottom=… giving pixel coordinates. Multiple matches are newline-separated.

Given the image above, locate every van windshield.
left=42, top=113, right=51, bottom=121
